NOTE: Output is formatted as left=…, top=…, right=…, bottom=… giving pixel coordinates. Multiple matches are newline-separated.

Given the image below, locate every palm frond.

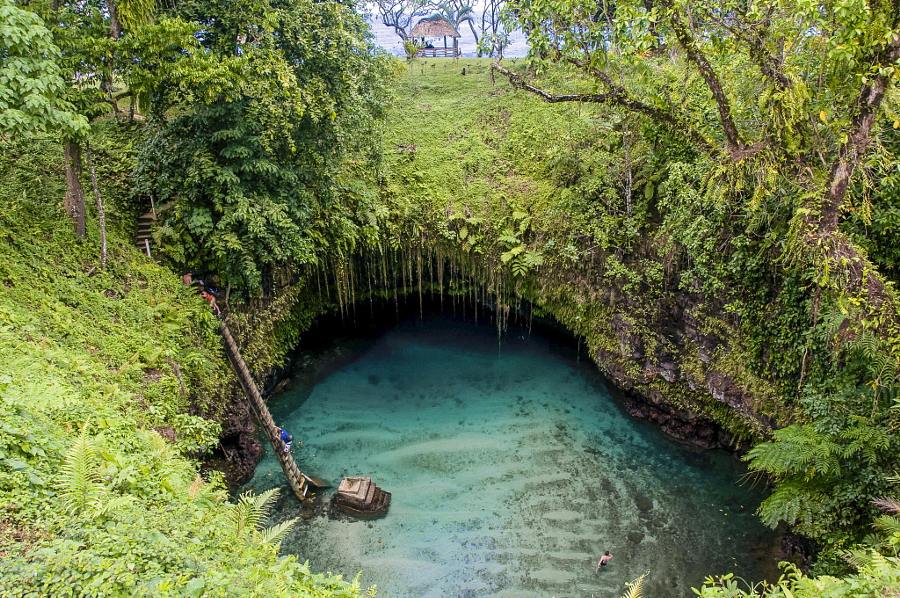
left=621, top=572, right=648, bottom=598
left=873, top=496, right=900, bottom=515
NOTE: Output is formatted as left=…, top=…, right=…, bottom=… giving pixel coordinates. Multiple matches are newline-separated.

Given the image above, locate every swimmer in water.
left=595, top=551, right=613, bottom=572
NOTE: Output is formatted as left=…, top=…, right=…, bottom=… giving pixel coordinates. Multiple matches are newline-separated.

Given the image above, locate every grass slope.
left=0, top=132, right=363, bottom=596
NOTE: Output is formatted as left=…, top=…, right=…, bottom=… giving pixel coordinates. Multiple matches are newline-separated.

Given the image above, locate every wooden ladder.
left=134, top=211, right=155, bottom=257
left=219, top=321, right=310, bottom=501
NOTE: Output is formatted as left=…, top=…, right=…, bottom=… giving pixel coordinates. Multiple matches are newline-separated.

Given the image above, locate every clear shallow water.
left=247, top=316, right=780, bottom=597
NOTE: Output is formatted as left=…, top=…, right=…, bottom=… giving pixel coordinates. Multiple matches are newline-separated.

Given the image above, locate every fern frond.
left=873, top=515, right=900, bottom=538
left=840, top=420, right=891, bottom=463
left=58, top=426, right=103, bottom=515
left=228, top=487, right=281, bottom=536
left=746, top=424, right=840, bottom=478
left=757, top=480, right=823, bottom=528
left=818, top=307, right=847, bottom=340
left=845, top=548, right=875, bottom=571
left=250, top=487, right=280, bottom=523
left=260, top=517, right=297, bottom=546
left=96, top=494, right=136, bottom=517
left=621, top=572, right=648, bottom=598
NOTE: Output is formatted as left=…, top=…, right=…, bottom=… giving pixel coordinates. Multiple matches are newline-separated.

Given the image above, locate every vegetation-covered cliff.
left=1, top=0, right=898, bottom=595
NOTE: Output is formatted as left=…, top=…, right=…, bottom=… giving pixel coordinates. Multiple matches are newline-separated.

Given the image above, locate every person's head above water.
left=604, top=551, right=610, bottom=556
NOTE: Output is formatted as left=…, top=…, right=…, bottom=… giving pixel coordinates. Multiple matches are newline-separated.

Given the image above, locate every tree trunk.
left=85, top=145, right=107, bottom=269
left=819, top=33, right=900, bottom=234
left=108, top=0, right=122, bottom=39
left=63, top=141, right=87, bottom=237
left=467, top=19, right=478, bottom=45
left=661, top=0, right=746, bottom=155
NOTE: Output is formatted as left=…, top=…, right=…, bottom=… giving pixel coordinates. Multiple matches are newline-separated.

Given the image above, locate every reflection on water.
left=247, top=316, right=780, bottom=597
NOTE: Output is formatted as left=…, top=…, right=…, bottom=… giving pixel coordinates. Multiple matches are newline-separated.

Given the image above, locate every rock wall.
left=528, top=266, right=782, bottom=449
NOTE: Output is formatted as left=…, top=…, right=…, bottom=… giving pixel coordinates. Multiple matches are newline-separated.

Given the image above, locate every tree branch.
left=818, top=31, right=900, bottom=234
left=705, top=6, right=791, bottom=90
left=797, top=31, right=900, bottom=337
left=658, top=0, right=749, bottom=157
left=492, top=61, right=715, bottom=154
left=491, top=63, right=617, bottom=103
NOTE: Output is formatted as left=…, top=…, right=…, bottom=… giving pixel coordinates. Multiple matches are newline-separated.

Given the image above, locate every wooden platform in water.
left=331, top=476, right=391, bottom=519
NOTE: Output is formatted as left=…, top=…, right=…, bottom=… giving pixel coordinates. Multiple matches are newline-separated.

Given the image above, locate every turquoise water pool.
left=247, top=316, right=780, bottom=597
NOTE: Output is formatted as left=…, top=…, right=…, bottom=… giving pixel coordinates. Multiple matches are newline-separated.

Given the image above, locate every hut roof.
left=411, top=17, right=461, bottom=38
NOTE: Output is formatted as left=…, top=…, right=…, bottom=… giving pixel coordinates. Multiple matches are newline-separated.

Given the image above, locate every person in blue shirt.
left=277, top=427, right=293, bottom=453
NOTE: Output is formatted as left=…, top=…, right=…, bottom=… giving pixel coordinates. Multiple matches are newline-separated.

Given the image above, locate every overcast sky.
left=365, top=11, right=530, bottom=58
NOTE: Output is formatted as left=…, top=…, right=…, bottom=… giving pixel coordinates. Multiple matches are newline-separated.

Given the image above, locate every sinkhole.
left=245, top=312, right=781, bottom=597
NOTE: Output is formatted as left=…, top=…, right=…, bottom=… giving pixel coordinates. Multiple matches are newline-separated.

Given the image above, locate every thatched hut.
left=411, top=17, right=461, bottom=57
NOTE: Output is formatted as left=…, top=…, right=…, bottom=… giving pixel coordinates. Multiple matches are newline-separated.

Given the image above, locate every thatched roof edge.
left=411, top=17, right=461, bottom=38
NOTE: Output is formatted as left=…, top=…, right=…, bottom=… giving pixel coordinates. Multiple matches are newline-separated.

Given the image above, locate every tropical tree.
left=135, top=0, right=393, bottom=293
left=495, top=0, right=900, bottom=562
left=13, top=0, right=198, bottom=237
left=0, top=1, right=87, bottom=138
left=433, top=0, right=478, bottom=44
left=371, top=0, right=433, bottom=40
left=478, top=0, right=512, bottom=58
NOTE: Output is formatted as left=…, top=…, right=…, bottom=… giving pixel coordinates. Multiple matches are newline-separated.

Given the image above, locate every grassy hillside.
left=0, top=130, right=363, bottom=596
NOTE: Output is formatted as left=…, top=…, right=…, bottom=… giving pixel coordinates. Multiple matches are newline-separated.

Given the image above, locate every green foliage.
left=694, top=556, right=900, bottom=597
left=132, top=0, right=395, bottom=291
left=0, top=0, right=88, bottom=137
left=228, top=488, right=298, bottom=548
left=381, top=47, right=898, bottom=589
left=494, top=0, right=900, bottom=573
left=58, top=426, right=104, bottom=515
left=0, top=133, right=362, bottom=596
left=403, top=38, right=421, bottom=61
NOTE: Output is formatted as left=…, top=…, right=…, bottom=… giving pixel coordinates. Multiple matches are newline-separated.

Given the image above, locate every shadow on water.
left=246, top=306, right=782, bottom=597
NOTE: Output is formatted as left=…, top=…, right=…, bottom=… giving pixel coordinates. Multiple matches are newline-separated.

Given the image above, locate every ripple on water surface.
left=247, top=317, right=780, bottom=597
